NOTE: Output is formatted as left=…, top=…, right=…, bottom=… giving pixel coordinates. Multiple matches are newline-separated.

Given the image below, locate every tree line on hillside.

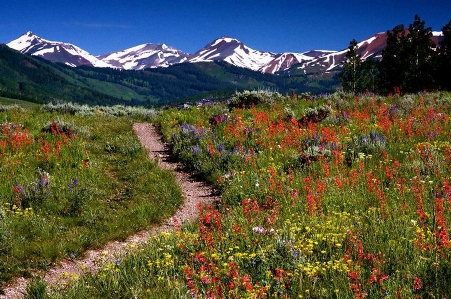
left=69, top=61, right=337, bottom=104
left=340, top=15, right=451, bottom=94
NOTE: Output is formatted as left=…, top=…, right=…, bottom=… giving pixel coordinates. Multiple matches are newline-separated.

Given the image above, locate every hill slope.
left=0, top=45, right=125, bottom=105
left=0, top=45, right=339, bottom=106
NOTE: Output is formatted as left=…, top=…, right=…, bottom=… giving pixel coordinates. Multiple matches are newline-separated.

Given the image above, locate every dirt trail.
left=1, top=123, right=219, bottom=299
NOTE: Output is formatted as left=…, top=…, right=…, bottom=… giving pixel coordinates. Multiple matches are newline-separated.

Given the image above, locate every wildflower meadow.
left=0, top=103, right=182, bottom=291
left=7, top=90, right=451, bottom=298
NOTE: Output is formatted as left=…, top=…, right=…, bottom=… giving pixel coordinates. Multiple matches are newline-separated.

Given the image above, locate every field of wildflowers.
left=0, top=103, right=182, bottom=290
left=25, top=91, right=451, bottom=298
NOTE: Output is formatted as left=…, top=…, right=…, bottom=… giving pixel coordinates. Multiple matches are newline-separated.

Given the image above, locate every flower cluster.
left=153, top=92, right=451, bottom=298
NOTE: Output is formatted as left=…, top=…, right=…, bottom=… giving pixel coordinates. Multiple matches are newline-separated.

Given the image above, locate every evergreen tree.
left=437, top=20, right=451, bottom=90
left=404, top=14, right=436, bottom=91
left=360, top=57, right=380, bottom=93
left=379, top=24, right=408, bottom=93
left=379, top=15, right=436, bottom=93
left=340, top=39, right=380, bottom=94
left=340, top=39, right=362, bottom=93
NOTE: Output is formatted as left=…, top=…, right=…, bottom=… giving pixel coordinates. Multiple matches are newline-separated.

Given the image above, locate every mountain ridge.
left=7, top=31, right=113, bottom=68
left=6, top=32, right=330, bottom=74
left=6, top=30, right=444, bottom=76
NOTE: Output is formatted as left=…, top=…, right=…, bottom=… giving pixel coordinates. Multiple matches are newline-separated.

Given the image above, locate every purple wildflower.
left=68, top=177, right=79, bottom=192
left=14, top=182, right=27, bottom=197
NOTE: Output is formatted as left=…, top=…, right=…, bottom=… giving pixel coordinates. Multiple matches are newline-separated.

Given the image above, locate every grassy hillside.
left=0, top=96, right=40, bottom=109
left=0, top=45, right=339, bottom=107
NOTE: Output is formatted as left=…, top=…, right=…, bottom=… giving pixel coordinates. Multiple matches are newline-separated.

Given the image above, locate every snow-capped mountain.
left=188, top=36, right=276, bottom=71
left=7, top=31, right=444, bottom=76
left=7, top=32, right=318, bottom=73
left=7, top=31, right=112, bottom=68
left=187, top=36, right=318, bottom=74
left=299, top=31, right=444, bottom=74
left=259, top=52, right=317, bottom=74
left=4, top=32, right=347, bottom=74
left=98, top=43, right=189, bottom=70
left=299, top=32, right=388, bottom=74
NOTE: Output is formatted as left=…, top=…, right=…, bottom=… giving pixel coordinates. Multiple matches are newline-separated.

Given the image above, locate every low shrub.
left=228, top=90, right=288, bottom=107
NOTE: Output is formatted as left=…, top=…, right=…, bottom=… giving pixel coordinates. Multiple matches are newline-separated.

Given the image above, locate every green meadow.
left=2, top=90, right=451, bottom=298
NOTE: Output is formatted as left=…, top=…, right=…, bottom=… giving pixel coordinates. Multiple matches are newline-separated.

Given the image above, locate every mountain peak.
left=209, top=36, right=241, bottom=47
left=7, top=31, right=112, bottom=68
left=7, top=31, right=41, bottom=51
left=97, top=43, right=189, bottom=70
left=189, top=36, right=278, bottom=71
left=217, top=35, right=235, bottom=41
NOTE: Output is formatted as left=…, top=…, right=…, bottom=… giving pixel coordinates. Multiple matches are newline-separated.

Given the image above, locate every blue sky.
left=1, top=0, right=450, bottom=55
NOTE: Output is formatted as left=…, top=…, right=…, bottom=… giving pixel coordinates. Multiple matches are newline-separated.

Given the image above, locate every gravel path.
left=0, top=123, right=220, bottom=299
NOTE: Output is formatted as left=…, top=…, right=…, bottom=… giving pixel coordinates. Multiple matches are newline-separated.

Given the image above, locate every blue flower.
left=192, top=144, right=200, bottom=155
left=14, top=182, right=27, bottom=197
left=39, top=175, right=48, bottom=187
left=68, top=177, right=79, bottom=192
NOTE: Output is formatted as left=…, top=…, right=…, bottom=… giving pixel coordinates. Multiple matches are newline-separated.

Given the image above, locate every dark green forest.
left=340, top=15, right=451, bottom=94
left=0, top=45, right=339, bottom=107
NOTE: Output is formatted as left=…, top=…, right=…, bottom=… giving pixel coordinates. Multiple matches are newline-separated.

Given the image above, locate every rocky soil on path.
left=1, top=123, right=220, bottom=299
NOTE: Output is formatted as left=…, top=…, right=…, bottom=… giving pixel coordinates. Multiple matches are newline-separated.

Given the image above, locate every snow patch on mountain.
left=299, top=32, right=390, bottom=74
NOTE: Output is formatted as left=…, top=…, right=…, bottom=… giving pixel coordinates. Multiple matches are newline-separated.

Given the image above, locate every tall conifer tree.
left=405, top=14, right=435, bottom=91
left=340, top=39, right=361, bottom=93
left=379, top=15, right=437, bottom=93
left=341, top=40, right=380, bottom=93
left=379, top=25, right=408, bottom=93
left=438, top=20, right=451, bottom=90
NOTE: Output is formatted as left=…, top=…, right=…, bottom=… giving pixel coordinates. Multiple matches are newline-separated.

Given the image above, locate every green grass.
left=0, top=104, right=183, bottom=288
left=0, top=97, right=41, bottom=109
left=8, top=91, right=451, bottom=298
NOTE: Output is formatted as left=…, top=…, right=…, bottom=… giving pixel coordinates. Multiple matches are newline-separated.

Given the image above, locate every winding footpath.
left=1, top=123, right=220, bottom=299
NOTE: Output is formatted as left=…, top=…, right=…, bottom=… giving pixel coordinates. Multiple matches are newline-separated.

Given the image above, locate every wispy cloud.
left=65, top=22, right=134, bottom=29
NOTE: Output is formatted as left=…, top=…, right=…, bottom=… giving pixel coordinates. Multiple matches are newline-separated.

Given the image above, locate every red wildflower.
left=413, top=277, right=421, bottom=290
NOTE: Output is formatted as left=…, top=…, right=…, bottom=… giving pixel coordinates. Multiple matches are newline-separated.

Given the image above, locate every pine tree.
left=341, top=39, right=380, bottom=94
left=404, top=14, right=436, bottom=91
left=340, top=39, right=362, bottom=93
left=437, top=20, right=451, bottom=90
left=379, top=15, right=437, bottom=93
left=360, top=57, right=379, bottom=93
left=379, top=24, right=408, bottom=93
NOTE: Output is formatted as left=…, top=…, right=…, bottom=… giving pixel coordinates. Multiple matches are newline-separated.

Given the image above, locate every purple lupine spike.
left=14, top=182, right=27, bottom=197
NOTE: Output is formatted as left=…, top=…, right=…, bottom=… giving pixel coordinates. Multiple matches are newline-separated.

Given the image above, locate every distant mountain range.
left=7, top=32, right=324, bottom=74
left=8, top=30, right=442, bottom=76
left=1, top=30, right=444, bottom=107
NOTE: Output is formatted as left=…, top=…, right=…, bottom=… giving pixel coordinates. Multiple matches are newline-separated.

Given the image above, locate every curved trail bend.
left=1, top=123, right=219, bottom=299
